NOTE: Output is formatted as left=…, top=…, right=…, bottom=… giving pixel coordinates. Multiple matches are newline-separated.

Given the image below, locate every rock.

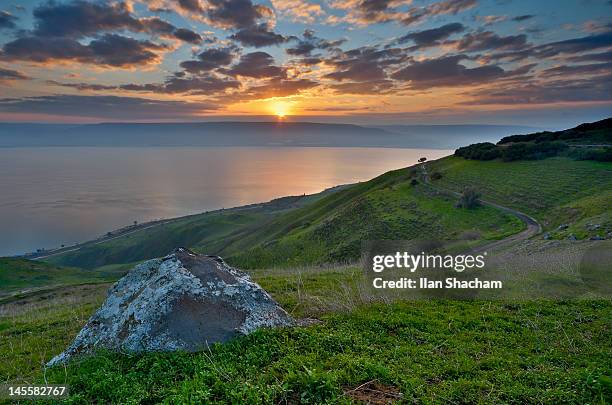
left=543, top=232, right=552, bottom=240
left=48, top=248, right=293, bottom=366
left=567, top=234, right=578, bottom=241
left=557, top=224, right=569, bottom=231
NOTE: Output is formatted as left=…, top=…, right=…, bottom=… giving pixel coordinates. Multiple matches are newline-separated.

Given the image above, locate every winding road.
left=420, top=163, right=542, bottom=253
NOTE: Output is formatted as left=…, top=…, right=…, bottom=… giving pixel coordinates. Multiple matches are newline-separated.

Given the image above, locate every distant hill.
left=0, top=121, right=538, bottom=149
left=456, top=117, right=612, bottom=162
left=498, top=117, right=612, bottom=145
left=369, top=124, right=540, bottom=149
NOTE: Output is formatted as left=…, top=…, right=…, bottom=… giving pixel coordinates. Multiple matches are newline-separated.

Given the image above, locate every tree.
left=456, top=187, right=480, bottom=209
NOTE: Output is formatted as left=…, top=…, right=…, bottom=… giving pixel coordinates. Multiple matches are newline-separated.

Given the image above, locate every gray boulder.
left=48, top=248, right=293, bottom=366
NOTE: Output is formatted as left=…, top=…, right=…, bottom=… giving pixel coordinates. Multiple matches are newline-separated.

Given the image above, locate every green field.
left=430, top=157, right=612, bottom=231
left=1, top=268, right=610, bottom=403
left=0, top=258, right=120, bottom=302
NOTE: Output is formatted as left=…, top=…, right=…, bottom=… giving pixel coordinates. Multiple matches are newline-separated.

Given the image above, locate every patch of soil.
left=344, top=380, right=403, bottom=404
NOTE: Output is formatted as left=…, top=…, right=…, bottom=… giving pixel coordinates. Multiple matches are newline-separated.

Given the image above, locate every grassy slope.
left=431, top=157, right=612, bottom=232
left=216, top=169, right=521, bottom=269
left=42, top=191, right=334, bottom=270
left=2, top=269, right=610, bottom=403
left=47, top=166, right=523, bottom=271
left=0, top=258, right=118, bottom=298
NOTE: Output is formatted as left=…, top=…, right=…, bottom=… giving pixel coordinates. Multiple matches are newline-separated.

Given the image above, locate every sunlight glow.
left=270, top=101, right=292, bottom=118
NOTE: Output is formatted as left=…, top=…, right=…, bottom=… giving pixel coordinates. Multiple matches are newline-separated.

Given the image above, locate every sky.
left=0, top=0, right=610, bottom=126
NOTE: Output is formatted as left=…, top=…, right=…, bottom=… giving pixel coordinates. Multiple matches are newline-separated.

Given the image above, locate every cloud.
left=512, top=14, right=534, bottom=22
left=541, top=62, right=612, bottom=77
left=286, top=30, right=346, bottom=56
left=121, top=75, right=240, bottom=94
left=494, top=31, right=612, bottom=61
left=535, top=31, right=612, bottom=57
left=324, top=46, right=405, bottom=82
left=0, top=95, right=219, bottom=119
left=451, top=31, right=528, bottom=52
left=391, top=54, right=526, bottom=89
left=0, top=34, right=167, bottom=67
left=329, top=0, right=476, bottom=26
left=475, top=15, right=507, bottom=25
left=329, top=79, right=395, bottom=94
left=462, top=75, right=612, bottom=105
left=271, top=0, right=324, bottom=24
left=286, top=42, right=316, bottom=56
left=0, top=10, right=18, bottom=29
left=230, top=23, right=289, bottom=47
left=0, top=67, right=29, bottom=82
left=205, top=0, right=273, bottom=29
left=46, top=80, right=117, bottom=91
left=244, top=78, right=318, bottom=98
left=176, top=0, right=203, bottom=12
left=396, top=23, right=465, bottom=48
left=225, top=52, right=286, bottom=78
left=172, top=28, right=202, bottom=43
left=30, top=0, right=199, bottom=43
left=566, top=51, right=612, bottom=63
left=400, top=0, right=477, bottom=26
left=179, top=48, right=235, bottom=73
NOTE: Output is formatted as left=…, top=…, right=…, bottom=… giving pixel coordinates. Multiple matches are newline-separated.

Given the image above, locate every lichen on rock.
left=48, top=248, right=293, bottom=366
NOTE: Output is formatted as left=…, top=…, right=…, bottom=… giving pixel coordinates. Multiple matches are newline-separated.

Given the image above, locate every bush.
left=430, top=172, right=443, bottom=180
left=498, top=131, right=555, bottom=144
left=500, top=141, right=568, bottom=161
left=410, top=179, right=419, bottom=186
left=569, top=147, right=612, bottom=162
left=456, top=187, right=480, bottom=209
left=455, top=143, right=501, bottom=160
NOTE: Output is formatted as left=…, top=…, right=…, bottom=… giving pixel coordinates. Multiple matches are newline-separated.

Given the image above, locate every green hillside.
left=0, top=258, right=118, bottom=300
left=430, top=157, right=611, bottom=231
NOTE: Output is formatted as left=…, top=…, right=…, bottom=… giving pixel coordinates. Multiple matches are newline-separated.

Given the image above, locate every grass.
left=430, top=157, right=612, bottom=230
left=0, top=284, right=109, bottom=384
left=1, top=268, right=610, bottom=404
left=0, top=258, right=119, bottom=301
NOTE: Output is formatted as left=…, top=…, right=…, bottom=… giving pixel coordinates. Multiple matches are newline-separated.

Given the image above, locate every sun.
left=270, top=101, right=291, bottom=119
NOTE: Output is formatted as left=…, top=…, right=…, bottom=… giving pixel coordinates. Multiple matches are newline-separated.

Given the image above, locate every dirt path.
left=420, top=163, right=542, bottom=253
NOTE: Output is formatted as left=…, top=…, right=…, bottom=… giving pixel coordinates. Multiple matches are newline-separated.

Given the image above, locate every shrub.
left=500, top=141, right=568, bottom=161
left=456, top=187, right=480, bottom=209
left=410, top=179, right=419, bottom=186
left=455, top=143, right=501, bottom=160
left=569, top=147, right=612, bottom=162
left=430, top=172, right=443, bottom=180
